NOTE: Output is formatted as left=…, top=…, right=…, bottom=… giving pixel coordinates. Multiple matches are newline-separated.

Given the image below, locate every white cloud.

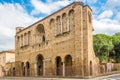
left=97, top=10, right=113, bottom=20
left=30, top=0, right=72, bottom=15
left=106, top=0, right=120, bottom=7
left=84, top=0, right=98, bottom=4
left=0, top=3, right=38, bottom=51
left=93, top=18, right=120, bottom=35
left=92, top=0, right=120, bottom=35
left=115, top=12, right=120, bottom=22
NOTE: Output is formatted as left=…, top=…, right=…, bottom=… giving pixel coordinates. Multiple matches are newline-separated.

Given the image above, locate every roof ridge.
left=16, top=1, right=83, bottom=34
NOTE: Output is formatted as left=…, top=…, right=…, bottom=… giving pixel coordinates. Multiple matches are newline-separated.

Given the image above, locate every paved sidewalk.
left=0, top=74, right=120, bottom=80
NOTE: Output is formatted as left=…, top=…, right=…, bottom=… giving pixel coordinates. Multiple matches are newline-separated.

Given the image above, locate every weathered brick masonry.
left=15, top=2, right=99, bottom=78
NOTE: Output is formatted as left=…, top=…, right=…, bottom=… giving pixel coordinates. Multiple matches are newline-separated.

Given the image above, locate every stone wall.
left=15, top=2, right=99, bottom=78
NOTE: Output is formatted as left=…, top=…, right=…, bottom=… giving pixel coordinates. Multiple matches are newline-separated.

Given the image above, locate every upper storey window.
left=37, top=24, right=45, bottom=33
left=56, top=16, right=61, bottom=35
left=36, top=24, right=45, bottom=43
left=62, top=13, right=67, bottom=33
left=50, top=19, right=55, bottom=29
left=50, top=19, right=56, bottom=36
left=88, top=13, right=92, bottom=23
left=28, top=31, right=31, bottom=45
left=17, top=36, right=20, bottom=48
left=68, top=10, right=74, bottom=31
left=21, top=35, right=23, bottom=47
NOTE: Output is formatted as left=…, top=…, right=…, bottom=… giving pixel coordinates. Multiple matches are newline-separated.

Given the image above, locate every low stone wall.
left=113, top=63, right=120, bottom=71
left=96, top=63, right=120, bottom=77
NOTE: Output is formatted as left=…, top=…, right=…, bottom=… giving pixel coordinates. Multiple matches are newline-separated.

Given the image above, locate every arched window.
left=50, top=19, right=55, bottom=29
left=62, top=13, right=67, bottom=33
left=50, top=19, right=57, bottom=36
left=24, top=33, right=26, bottom=46
left=28, top=31, right=31, bottom=45
left=68, top=10, right=74, bottom=31
left=88, top=13, right=92, bottom=23
left=21, top=35, right=23, bottom=47
left=90, top=61, right=92, bottom=76
left=36, top=24, right=45, bottom=43
left=56, top=16, right=61, bottom=35
left=42, top=35, right=45, bottom=42
left=17, top=36, right=20, bottom=48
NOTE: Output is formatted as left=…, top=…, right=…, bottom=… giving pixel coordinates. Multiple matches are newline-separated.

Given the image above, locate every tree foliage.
left=114, top=32, right=120, bottom=36
left=93, top=33, right=120, bottom=63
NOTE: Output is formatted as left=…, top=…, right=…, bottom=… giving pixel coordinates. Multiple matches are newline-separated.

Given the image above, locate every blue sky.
left=0, top=0, right=120, bottom=51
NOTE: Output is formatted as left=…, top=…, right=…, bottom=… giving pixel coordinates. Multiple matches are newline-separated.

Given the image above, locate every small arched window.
left=62, top=13, right=67, bottom=33
left=56, top=16, right=61, bottom=35
left=28, top=31, right=31, bottom=45
left=50, top=19, right=55, bottom=29
left=17, top=36, right=20, bottom=48
left=68, top=9, right=74, bottom=31
left=21, top=35, right=23, bottom=47
left=88, top=13, right=92, bottom=23
left=42, top=35, right=45, bottom=42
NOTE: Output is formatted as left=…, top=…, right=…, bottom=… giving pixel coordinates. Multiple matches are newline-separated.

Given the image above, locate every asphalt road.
left=102, top=74, right=120, bottom=80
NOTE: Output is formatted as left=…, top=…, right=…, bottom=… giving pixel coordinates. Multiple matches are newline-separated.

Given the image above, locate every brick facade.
left=15, top=2, right=99, bottom=78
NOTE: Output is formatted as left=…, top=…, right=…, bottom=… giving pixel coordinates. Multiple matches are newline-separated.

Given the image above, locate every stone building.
left=0, top=49, right=15, bottom=77
left=15, top=2, right=99, bottom=78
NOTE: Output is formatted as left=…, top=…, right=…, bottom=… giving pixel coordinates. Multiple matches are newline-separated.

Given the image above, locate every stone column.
left=34, top=62, right=38, bottom=76
left=62, top=62, right=65, bottom=77
left=43, top=60, right=45, bottom=76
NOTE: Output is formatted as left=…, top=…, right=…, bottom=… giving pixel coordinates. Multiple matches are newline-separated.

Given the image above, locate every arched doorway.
left=13, top=67, right=15, bottom=76
left=26, top=62, right=30, bottom=76
left=65, top=55, right=72, bottom=76
left=36, top=54, right=44, bottom=76
left=90, top=61, right=93, bottom=76
left=56, top=56, right=62, bottom=76
left=21, top=62, right=25, bottom=76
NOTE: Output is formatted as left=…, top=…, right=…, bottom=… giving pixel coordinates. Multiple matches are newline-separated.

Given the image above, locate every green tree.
left=93, top=34, right=114, bottom=63
left=114, top=32, right=120, bottom=36
left=110, top=36, right=120, bottom=63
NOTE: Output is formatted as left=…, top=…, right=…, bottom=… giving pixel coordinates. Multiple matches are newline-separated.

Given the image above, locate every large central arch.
left=36, top=54, right=44, bottom=76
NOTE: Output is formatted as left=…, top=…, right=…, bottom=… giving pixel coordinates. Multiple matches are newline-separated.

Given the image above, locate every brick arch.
left=21, top=62, right=25, bottom=76
left=64, top=54, right=73, bottom=76
left=55, top=56, right=62, bottom=76
left=68, top=9, right=74, bottom=31
left=90, top=61, right=93, bottom=76
left=36, top=24, right=45, bottom=33
left=36, top=54, right=44, bottom=76
left=36, top=24, right=46, bottom=43
left=56, top=16, right=61, bottom=35
left=62, top=13, right=67, bottom=32
left=50, top=18, right=55, bottom=29
left=26, top=61, right=30, bottom=76
left=12, top=67, right=16, bottom=76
